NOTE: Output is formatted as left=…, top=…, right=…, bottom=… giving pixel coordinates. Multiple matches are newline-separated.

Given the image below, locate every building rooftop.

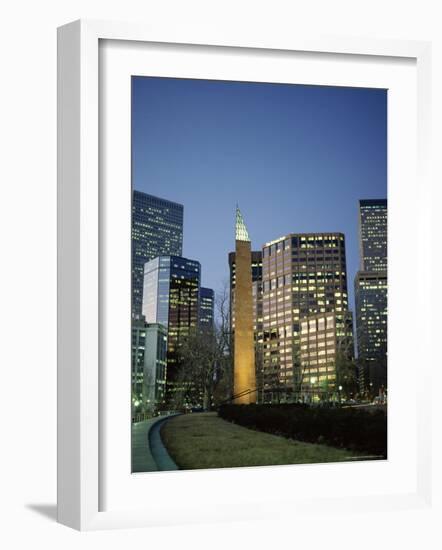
left=235, top=206, right=251, bottom=242
left=263, top=232, right=345, bottom=248
left=133, top=189, right=184, bottom=210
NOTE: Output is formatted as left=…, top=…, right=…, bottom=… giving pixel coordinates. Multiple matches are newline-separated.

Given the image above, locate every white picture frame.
left=57, top=19, right=433, bottom=531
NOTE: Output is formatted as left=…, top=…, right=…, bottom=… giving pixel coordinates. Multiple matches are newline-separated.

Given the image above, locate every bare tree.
left=335, top=336, right=358, bottom=401
left=213, top=281, right=234, bottom=403
left=172, top=282, right=233, bottom=409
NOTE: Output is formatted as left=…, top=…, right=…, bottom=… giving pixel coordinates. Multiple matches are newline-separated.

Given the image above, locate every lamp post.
left=338, top=385, right=343, bottom=405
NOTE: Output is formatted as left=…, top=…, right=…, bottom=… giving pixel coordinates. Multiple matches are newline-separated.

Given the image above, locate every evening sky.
left=132, top=76, right=387, bottom=313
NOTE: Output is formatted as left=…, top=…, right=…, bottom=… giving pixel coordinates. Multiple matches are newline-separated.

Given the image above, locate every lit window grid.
left=199, top=287, right=215, bottom=329
left=142, top=255, right=201, bottom=393
left=261, top=232, right=351, bottom=393
left=358, top=200, right=387, bottom=272
left=355, top=271, right=387, bottom=362
left=132, top=191, right=184, bottom=316
left=229, top=250, right=263, bottom=336
left=131, top=318, right=168, bottom=409
left=300, top=312, right=338, bottom=388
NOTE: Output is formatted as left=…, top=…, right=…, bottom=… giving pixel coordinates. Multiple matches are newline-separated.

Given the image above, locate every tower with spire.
left=233, top=206, right=256, bottom=404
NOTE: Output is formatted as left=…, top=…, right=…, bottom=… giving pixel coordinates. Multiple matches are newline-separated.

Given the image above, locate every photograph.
left=130, top=76, right=388, bottom=473
left=2, top=0, right=435, bottom=541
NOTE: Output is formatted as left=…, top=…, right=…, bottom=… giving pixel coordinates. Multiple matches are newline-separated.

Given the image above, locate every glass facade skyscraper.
left=358, top=199, right=387, bottom=272
left=355, top=272, right=387, bottom=392
left=142, top=255, right=201, bottom=396
left=132, top=191, right=184, bottom=316
left=355, top=199, right=388, bottom=395
left=199, top=287, right=215, bottom=331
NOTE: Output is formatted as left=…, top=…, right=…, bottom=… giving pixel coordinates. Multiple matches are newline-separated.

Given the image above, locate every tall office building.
left=143, top=323, right=168, bottom=409
left=228, top=250, right=263, bottom=338
left=199, top=287, right=215, bottom=331
left=355, top=199, right=388, bottom=394
left=358, top=199, right=387, bottom=272
left=132, top=191, right=184, bottom=315
left=233, top=207, right=256, bottom=404
left=261, top=233, right=353, bottom=402
left=355, top=271, right=388, bottom=393
left=132, top=314, right=147, bottom=412
left=229, top=249, right=263, bottom=400
left=131, top=315, right=167, bottom=414
left=142, top=255, right=201, bottom=396
left=300, top=312, right=341, bottom=400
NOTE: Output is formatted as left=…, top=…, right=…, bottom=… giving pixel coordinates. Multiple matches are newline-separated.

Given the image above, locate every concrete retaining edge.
left=132, top=414, right=180, bottom=473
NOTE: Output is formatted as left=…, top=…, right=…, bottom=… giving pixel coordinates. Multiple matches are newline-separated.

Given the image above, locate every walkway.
left=132, top=415, right=179, bottom=473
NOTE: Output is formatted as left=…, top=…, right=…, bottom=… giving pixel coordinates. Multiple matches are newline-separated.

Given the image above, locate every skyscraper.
left=355, top=199, right=388, bottom=395
left=229, top=250, right=263, bottom=399
left=228, top=250, right=263, bottom=337
left=132, top=191, right=184, bottom=315
left=300, top=312, right=343, bottom=400
left=261, top=233, right=353, bottom=402
left=143, top=323, right=168, bottom=410
left=132, top=314, right=148, bottom=413
left=142, top=255, right=201, bottom=396
left=199, top=287, right=215, bottom=331
left=355, top=272, right=387, bottom=392
left=131, top=315, right=167, bottom=415
left=358, top=199, right=387, bottom=272
left=233, top=207, right=256, bottom=404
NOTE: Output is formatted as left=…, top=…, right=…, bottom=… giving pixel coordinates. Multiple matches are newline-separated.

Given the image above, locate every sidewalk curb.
left=131, top=415, right=179, bottom=472
left=149, top=415, right=180, bottom=471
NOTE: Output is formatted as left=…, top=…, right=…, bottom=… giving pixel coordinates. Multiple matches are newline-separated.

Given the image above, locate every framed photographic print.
left=57, top=19, right=432, bottom=530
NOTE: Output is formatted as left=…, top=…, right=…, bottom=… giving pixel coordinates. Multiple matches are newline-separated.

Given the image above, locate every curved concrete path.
left=132, top=415, right=179, bottom=473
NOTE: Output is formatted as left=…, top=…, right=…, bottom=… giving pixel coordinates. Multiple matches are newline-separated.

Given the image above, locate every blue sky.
left=132, top=77, right=387, bottom=312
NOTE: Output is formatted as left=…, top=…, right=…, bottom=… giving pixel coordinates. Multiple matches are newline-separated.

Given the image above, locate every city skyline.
left=132, top=76, right=387, bottom=310
left=130, top=76, right=388, bottom=469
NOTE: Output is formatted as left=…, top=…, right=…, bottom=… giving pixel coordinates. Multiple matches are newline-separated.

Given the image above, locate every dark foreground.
left=161, top=412, right=372, bottom=470
left=219, top=403, right=387, bottom=458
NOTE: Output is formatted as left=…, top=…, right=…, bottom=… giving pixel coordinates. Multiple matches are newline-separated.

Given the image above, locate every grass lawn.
left=161, top=412, right=361, bottom=470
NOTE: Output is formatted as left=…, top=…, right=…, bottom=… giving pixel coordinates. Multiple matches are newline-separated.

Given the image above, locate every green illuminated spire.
left=235, top=205, right=250, bottom=242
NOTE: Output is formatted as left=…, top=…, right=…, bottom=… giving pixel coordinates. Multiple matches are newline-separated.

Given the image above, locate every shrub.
left=218, top=404, right=387, bottom=457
